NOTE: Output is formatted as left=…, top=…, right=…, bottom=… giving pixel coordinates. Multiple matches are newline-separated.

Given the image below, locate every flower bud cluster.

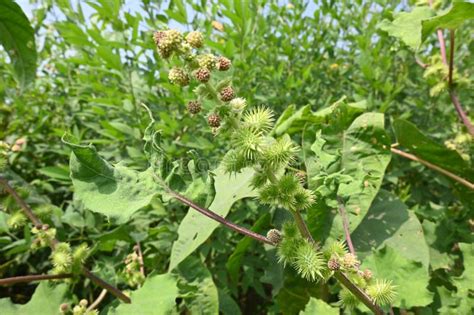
left=321, top=240, right=396, bottom=308
left=31, top=224, right=56, bottom=249
left=153, top=29, right=236, bottom=130
left=122, top=251, right=145, bottom=287
left=60, top=299, right=98, bottom=315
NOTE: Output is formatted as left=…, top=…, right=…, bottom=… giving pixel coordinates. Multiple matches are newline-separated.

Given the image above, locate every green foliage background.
left=0, top=0, right=472, bottom=314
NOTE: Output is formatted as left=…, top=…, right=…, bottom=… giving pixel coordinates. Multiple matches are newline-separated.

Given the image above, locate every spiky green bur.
left=291, top=240, right=326, bottom=282
left=51, top=242, right=72, bottom=274
left=232, top=128, right=264, bottom=161
left=261, top=136, right=298, bottom=171
left=259, top=175, right=315, bottom=211
left=339, top=289, right=360, bottom=309
left=243, top=107, right=274, bottom=133
left=7, top=211, right=27, bottom=229
left=323, top=240, right=348, bottom=259
left=276, top=222, right=302, bottom=266
left=367, top=279, right=397, bottom=306
left=222, top=150, right=251, bottom=173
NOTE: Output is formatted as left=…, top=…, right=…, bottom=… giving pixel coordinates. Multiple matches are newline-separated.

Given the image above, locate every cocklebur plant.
left=154, top=28, right=396, bottom=312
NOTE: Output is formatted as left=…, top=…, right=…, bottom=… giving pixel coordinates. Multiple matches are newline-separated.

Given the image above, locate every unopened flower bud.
left=217, top=56, right=231, bottom=71
left=266, top=229, right=282, bottom=244
left=328, top=257, right=340, bottom=270
left=229, top=97, right=247, bottom=112
left=219, top=86, right=234, bottom=102
left=168, top=67, right=189, bottom=86
left=342, top=253, right=360, bottom=269
left=195, top=68, right=211, bottom=83
left=59, top=303, right=69, bottom=313
left=208, top=113, right=221, bottom=128
left=295, top=171, right=306, bottom=184
left=197, top=54, right=216, bottom=70
left=186, top=31, right=203, bottom=48
left=187, top=101, right=202, bottom=114
left=362, top=269, right=373, bottom=281
left=79, top=299, right=88, bottom=307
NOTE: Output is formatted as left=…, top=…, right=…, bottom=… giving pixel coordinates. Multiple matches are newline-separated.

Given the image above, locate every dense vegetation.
left=0, top=1, right=473, bottom=314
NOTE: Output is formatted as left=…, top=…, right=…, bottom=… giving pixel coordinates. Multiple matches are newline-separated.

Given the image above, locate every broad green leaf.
left=64, top=137, right=161, bottom=222
left=442, top=243, right=474, bottom=314
left=352, top=190, right=430, bottom=268
left=0, top=0, right=37, bottom=88
left=421, top=220, right=452, bottom=270
left=378, top=7, right=433, bottom=50
left=0, top=282, right=68, bottom=315
left=362, top=246, right=434, bottom=308
left=335, top=113, right=392, bottom=233
left=168, top=167, right=256, bottom=271
left=300, top=297, right=338, bottom=315
left=226, top=213, right=270, bottom=283
left=393, top=119, right=470, bottom=176
left=422, top=2, right=474, bottom=41
left=274, top=97, right=366, bottom=136
left=112, top=273, right=179, bottom=315
left=177, top=257, right=218, bottom=315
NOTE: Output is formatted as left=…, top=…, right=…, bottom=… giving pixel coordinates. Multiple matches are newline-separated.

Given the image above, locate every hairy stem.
left=167, top=190, right=275, bottom=245
left=391, top=148, right=474, bottom=190
left=337, top=197, right=356, bottom=256
left=0, top=273, right=72, bottom=286
left=0, top=177, right=131, bottom=304
left=292, top=210, right=316, bottom=245
left=335, top=272, right=384, bottom=315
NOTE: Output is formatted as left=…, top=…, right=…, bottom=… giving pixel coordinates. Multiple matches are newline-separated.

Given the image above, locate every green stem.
left=292, top=210, right=315, bottom=245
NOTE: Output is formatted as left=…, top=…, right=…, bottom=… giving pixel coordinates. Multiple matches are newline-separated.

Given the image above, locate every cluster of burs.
left=153, top=29, right=395, bottom=310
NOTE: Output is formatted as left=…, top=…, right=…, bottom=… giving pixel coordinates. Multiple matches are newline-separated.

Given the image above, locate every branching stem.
left=391, top=148, right=474, bottom=190
left=0, top=177, right=131, bottom=304
left=167, top=190, right=275, bottom=245
left=292, top=210, right=316, bottom=245
left=0, top=273, right=72, bottom=286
